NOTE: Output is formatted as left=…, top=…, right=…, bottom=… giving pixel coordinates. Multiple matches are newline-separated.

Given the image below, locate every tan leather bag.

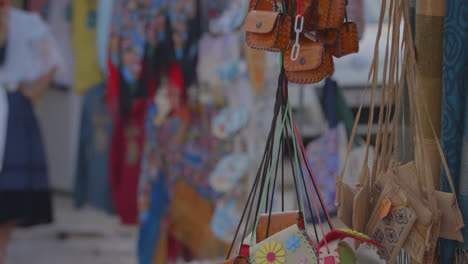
left=255, top=211, right=305, bottom=243
left=368, top=181, right=418, bottom=264
left=244, top=0, right=292, bottom=52
left=284, top=38, right=334, bottom=83
left=436, top=191, right=464, bottom=242
left=331, top=22, right=359, bottom=58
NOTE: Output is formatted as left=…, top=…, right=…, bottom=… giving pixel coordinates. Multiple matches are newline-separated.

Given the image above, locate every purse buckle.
left=290, top=15, right=304, bottom=61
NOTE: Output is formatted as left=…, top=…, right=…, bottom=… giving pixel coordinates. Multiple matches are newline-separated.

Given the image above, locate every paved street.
left=5, top=195, right=138, bottom=264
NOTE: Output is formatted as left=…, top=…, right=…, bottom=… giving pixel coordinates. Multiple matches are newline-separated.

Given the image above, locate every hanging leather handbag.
left=256, top=211, right=305, bottom=243
left=331, top=22, right=359, bottom=58
left=317, top=29, right=340, bottom=45
left=244, top=0, right=292, bottom=52
left=284, top=37, right=334, bottom=84
left=303, top=0, right=347, bottom=30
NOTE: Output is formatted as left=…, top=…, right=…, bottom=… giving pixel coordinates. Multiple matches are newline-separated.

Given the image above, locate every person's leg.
left=0, top=222, right=15, bottom=264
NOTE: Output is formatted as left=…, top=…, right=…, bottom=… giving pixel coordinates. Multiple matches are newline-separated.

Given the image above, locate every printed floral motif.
left=256, top=241, right=286, bottom=264
left=379, top=248, right=390, bottom=260
left=297, top=257, right=311, bottom=264
left=372, top=228, right=385, bottom=245
left=394, top=208, right=409, bottom=224
left=285, top=234, right=301, bottom=252
left=382, top=212, right=393, bottom=225
left=385, top=228, right=398, bottom=243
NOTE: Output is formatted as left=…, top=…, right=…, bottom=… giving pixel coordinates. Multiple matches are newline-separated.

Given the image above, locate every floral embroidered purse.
left=250, top=224, right=319, bottom=264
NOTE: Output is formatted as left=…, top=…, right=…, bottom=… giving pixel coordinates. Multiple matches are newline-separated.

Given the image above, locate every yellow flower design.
left=256, top=240, right=286, bottom=264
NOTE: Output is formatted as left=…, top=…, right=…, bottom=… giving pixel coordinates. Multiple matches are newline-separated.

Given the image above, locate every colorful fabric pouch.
left=250, top=224, right=319, bottom=264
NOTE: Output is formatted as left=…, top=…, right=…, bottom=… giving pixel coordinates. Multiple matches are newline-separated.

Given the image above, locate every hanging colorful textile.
left=167, top=0, right=202, bottom=88
left=305, top=124, right=347, bottom=220
left=440, top=0, right=468, bottom=262
left=109, top=98, right=149, bottom=224
left=72, top=0, right=103, bottom=94
left=107, top=0, right=169, bottom=115
left=74, top=83, right=114, bottom=213
left=96, top=0, right=113, bottom=74
left=168, top=106, right=235, bottom=259
left=138, top=104, right=184, bottom=264
left=458, top=87, right=468, bottom=263
left=26, top=0, right=49, bottom=18
left=138, top=102, right=243, bottom=262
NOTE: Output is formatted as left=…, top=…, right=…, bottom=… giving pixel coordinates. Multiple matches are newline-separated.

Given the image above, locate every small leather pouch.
left=248, top=0, right=275, bottom=11
left=284, top=38, right=334, bottom=84
left=244, top=10, right=292, bottom=52
left=331, top=22, right=359, bottom=58
left=256, top=211, right=305, bottom=243
left=435, top=190, right=464, bottom=242
left=317, top=29, right=339, bottom=45
left=303, top=0, right=347, bottom=30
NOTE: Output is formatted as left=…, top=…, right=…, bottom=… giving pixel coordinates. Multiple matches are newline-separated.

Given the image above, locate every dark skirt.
left=0, top=92, right=52, bottom=227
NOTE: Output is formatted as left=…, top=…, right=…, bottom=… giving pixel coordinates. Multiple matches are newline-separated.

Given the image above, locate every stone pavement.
left=5, top=195, right=138, bottom=264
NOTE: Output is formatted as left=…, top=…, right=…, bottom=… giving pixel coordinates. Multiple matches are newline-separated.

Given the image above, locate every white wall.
left=36, top=88, right=82, bottom=192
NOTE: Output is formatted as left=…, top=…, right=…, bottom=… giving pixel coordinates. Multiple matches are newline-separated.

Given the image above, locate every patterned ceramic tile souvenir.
left=250, top=225, right=319, bottom=264
left=212, top=107, right=249, bottom=139
left=209, top=153, right=249, bottom=192
left=211, top=197, right=243, bottom=243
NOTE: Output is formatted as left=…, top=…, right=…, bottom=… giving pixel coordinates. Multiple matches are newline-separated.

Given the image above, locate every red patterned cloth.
left=109, top=98, right=149, bottom=224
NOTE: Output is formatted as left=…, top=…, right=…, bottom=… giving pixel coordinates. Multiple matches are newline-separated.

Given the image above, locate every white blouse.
left=0, top=8, right=62, bottom=173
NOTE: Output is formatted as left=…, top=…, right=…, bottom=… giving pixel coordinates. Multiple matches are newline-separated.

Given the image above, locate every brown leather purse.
left=284, top=37, right=334, bottom=84
left=255, top=211, right=305, bottom=243
left=303, top=0, right=347, bottom=30
left=331, top=22, right=359, bottom=58
left=244, top=0, right=292, bottom=52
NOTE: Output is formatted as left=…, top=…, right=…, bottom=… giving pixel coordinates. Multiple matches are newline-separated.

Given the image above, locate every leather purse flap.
left=244, top=10, right=280, bottom=34
left=256, top=211, right=305, bottom=243
left=284, top=42, right=324, bottom=71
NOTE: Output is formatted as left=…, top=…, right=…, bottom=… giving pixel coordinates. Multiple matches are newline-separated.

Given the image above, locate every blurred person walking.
left=0, top=1, right=62, bottom=263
